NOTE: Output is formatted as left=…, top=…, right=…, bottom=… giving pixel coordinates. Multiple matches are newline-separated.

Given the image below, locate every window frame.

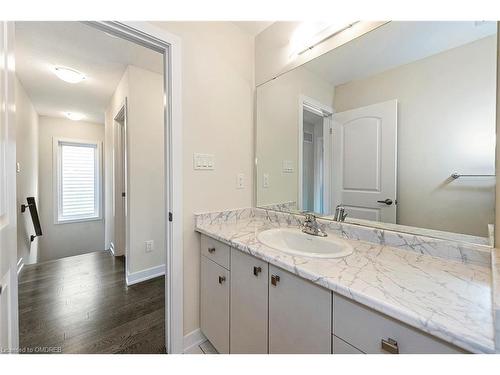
left=53, top=137, right=103, bottom=224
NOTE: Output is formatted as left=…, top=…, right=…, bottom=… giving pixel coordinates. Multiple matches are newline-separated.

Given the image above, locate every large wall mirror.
left=256, top=21, right=497, bottom=246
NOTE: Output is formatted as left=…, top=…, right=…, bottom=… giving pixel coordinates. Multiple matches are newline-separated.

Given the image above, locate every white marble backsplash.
left=262, top=209, right=492, bottom=266
left=196, top=207, right=492, bottom=267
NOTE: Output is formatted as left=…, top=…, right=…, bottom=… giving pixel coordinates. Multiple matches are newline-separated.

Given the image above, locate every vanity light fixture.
left=65, top=112, right=84, bottom=121
left=289, top=21, right=359, bottom=58
left=53, top=66, right=86, bottom=84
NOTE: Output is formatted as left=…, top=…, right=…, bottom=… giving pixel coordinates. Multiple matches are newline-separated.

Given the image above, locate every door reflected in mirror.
left=256, top=21, right=497, bottom=245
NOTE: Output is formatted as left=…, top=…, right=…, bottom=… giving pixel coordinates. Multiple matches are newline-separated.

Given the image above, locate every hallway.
left=18, top=251, right=165, bottom=353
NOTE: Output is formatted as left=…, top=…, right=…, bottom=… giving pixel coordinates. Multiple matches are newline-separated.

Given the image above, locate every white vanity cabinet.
left=200, top=234, right=465, bottom=354
left=333, top=294, right=465, bottom=354
left=268, top=265, right=332, bottom=354
left=230, top=249, right=269, bottom=353
left=200, top=236, right=231, bottom=354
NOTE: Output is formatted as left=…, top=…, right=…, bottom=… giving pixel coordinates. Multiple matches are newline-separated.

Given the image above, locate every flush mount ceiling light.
left=65, top=112, right=84, bottom=121
left=53, top=66, right=86, bottom=84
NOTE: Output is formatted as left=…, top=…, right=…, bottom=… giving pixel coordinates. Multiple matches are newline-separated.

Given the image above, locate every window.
left=54, top=138, right=101, bottom=223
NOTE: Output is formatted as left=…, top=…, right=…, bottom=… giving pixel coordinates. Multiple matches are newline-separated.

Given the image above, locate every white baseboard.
left=109, top=242, right=115, bottom=256
left=17, top=257, right=24, bottom=275
left=126, top=264, right=165, bottom=286
left=183, top=328, right=207, bottom=353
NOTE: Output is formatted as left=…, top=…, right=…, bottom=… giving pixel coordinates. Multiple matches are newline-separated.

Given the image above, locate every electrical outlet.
left=236, top=173, right=245, bottom=189
left=145, top=240, right=154, bottom=253
left=263, top=173, right=270, bottom=188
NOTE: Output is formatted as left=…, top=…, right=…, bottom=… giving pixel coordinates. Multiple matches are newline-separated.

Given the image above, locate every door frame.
left=297, top=95, right=334, bottom=214
left=113, top=99, right=129, bottom=266
left=0, top=21, right=19, bottom=353
left=82, top=22, right=185, bottom=354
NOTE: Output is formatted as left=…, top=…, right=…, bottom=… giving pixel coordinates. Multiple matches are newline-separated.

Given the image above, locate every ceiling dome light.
left=54, top=66, right=86, bottom=83
left=65, top=112, right=84, bottom=121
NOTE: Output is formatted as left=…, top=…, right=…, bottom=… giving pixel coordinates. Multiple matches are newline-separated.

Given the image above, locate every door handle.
left=253, top=266, right=262, bottom=276
left=218, top=276, right=226, bottom=284
left=271, top=274, right=280, bottom=286
left=377, top=198, right=393, bottom=205
left=207, top=247, right=216, bottom=253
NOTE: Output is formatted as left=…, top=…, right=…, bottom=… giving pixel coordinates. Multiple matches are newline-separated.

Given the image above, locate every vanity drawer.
left=334, top=294, right=465, bottom=354
left=201, top=234, right=230, bottom=270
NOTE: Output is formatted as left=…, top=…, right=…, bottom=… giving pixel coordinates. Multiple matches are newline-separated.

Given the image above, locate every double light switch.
left=193, top=153, right=215, bottom=170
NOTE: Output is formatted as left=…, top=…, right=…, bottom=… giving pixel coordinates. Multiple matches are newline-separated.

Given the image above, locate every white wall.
left=104, top=65, right=166, bottom=277
left=15, top=77, right=39, bottom=265
left=38, top=116, right=105, bottom=261
left=152, top=22, right=255, bottom=336
left=256, top=65, right=334, bottom=207
left=334, top=36, right=496, bottom=237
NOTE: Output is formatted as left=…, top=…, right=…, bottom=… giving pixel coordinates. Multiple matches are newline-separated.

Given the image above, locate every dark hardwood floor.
left=18, top=251, right=166, bottom=354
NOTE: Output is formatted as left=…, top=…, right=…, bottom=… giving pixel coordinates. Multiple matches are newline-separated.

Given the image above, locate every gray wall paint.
left=38, top=116, right=105, bottom=261
left=15, top=77, right=39, bottom=265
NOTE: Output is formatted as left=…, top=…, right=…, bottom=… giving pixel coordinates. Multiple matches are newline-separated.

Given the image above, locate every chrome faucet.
left=334, top=204, right=348, bottom=222
left=301, top=213, right=327, bottom=237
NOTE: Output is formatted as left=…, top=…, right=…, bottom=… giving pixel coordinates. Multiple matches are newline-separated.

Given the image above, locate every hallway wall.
left=15, top=77, right=39, bottom=266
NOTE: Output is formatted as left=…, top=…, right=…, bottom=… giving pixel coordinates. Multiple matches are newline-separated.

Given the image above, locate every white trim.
left=298, top=95, right=334, bottom=213
left=92, top=21, right=184, bottom=354
left=16, top=258, right=24, bottom=275
left=126, top=264, right=166, bottom=286
left=52, top=137, right=103, bottom=225
left=183, top=329, right=207, bottom=353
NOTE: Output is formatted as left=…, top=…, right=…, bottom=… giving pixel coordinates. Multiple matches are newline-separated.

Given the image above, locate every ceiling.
left=233, top=21, right=274, bottom=36
left=15, top=22, right=163, bottom=124
left=305, top=21, right=497, bottom=87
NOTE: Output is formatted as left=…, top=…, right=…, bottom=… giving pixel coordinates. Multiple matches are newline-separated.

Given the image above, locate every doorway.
left=298, top=96, right=333, bottom=215
left=0, top=21, right=183, bottom=354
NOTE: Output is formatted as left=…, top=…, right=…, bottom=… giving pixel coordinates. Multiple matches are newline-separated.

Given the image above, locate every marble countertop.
left=195, top=210, right=495, bottom=354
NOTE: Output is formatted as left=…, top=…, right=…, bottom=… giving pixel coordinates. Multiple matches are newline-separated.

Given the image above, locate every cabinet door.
left=230, top=249, right=268, bottom=353
left=269, top=265, right=332, bottom=353
left=200, top=256, right=230, bottom=353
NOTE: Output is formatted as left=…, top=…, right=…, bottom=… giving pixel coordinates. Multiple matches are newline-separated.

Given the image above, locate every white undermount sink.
left=257, top=228, right=354, bottom=259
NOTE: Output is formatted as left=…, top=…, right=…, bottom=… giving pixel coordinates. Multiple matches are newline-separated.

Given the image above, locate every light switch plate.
left=193, top=153, right=215, bottom=170
left=236, top=173, right=245, bottom=189
left=263, top=173, right=270, bottom=188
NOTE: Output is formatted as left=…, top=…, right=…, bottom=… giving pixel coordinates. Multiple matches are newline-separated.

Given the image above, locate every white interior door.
left=332, top=100, right=397, bottom=223
left=0, top=22, right=19, bottom=353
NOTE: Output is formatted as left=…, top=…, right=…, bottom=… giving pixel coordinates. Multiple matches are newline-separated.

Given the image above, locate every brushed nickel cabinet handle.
left=381, top=338, right=399, bottom=354
left=208, top=247, right=216, bottom=253
left=253, top=266, right=262, bottom=276
left=271, top=274, right=280, bottom=286
left=218, top=276, right=226, bottom=284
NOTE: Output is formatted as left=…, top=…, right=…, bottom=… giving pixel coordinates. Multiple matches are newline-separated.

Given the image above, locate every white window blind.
left=56, top=140, right=100, bottom=223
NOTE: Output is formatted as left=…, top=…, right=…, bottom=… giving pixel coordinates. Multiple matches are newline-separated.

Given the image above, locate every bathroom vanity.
left=196, top=208, right=495, bottom=354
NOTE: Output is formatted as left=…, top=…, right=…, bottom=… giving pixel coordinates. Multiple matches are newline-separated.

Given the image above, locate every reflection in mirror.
left=256, top=21, right=497, bottom=245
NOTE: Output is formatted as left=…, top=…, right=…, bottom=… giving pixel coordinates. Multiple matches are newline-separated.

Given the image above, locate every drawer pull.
left=253, top=266, right=262, bottom=276
left=381, top=338, right=399, bottom=354
left=208, top=247, right=216, bottom=253
left=271, top=274, right=280, bottom=286
left=218, top=276, right=226, bottom=284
